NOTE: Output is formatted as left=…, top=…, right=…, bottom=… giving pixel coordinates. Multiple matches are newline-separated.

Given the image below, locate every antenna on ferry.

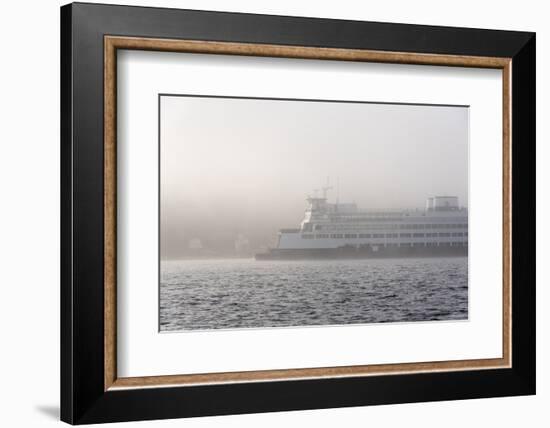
left=322, top=176, right=332, bottom=200
left=336, top=176, right=340, bottom=205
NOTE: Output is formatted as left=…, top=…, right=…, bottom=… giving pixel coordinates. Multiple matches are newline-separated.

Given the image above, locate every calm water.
left=160, top=257, right=468, bottom=331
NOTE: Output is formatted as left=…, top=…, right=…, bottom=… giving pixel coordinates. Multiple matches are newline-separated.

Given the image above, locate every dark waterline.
left=160, top=257, right=468, bottom=331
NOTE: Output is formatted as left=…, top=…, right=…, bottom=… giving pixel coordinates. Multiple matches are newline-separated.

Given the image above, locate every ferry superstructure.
left=255, top=191, right=468, bottom=260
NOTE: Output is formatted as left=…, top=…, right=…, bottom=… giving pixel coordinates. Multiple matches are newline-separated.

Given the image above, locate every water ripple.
left=160, top=257, right=468, bottom=331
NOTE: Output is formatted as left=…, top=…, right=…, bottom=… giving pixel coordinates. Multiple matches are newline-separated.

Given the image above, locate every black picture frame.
left=61, top=2, right=535, bottom=424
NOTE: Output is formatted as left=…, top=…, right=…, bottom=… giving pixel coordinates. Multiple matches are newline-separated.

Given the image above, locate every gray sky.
left=160, top=95, right=468, bottom=259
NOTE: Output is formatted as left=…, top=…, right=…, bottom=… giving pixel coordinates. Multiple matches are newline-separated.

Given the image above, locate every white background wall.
left=0, top=0, right=546, bottom=426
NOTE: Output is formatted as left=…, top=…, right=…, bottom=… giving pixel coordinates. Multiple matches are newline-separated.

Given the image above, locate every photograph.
left=56, top=3, right=536, bottom=424
left=159, top=95, right=469, bottom=331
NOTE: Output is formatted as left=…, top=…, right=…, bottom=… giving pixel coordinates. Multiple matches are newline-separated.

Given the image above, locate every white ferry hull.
left=255, top=244, right=467, bottom=260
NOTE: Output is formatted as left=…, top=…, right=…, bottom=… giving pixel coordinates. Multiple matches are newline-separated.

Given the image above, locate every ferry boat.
left=255, top=189, right=468, bottom=260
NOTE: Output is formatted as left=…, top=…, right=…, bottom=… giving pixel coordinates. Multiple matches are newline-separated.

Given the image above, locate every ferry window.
left=372, top=233, right=384, bottom=238
left=439, top=233, right=451, bottom=237
left=359, top=234, right=371, bottom=238
left=400, top=233, right=412, bottom=238
left=413, top=233, right=424, bottom=237
left=386, top=233, right=398, bottom=238
left=452, top=232, right=463, bottom=237
left=330, top=234, right=343, bottom=239
left=344, top=234, right=357, bottom=239
left=302, top=234, right=314, bottom=239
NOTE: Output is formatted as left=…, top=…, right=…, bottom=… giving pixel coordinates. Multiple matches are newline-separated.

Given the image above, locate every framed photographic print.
left=60, top=2, right=536, bottom=424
